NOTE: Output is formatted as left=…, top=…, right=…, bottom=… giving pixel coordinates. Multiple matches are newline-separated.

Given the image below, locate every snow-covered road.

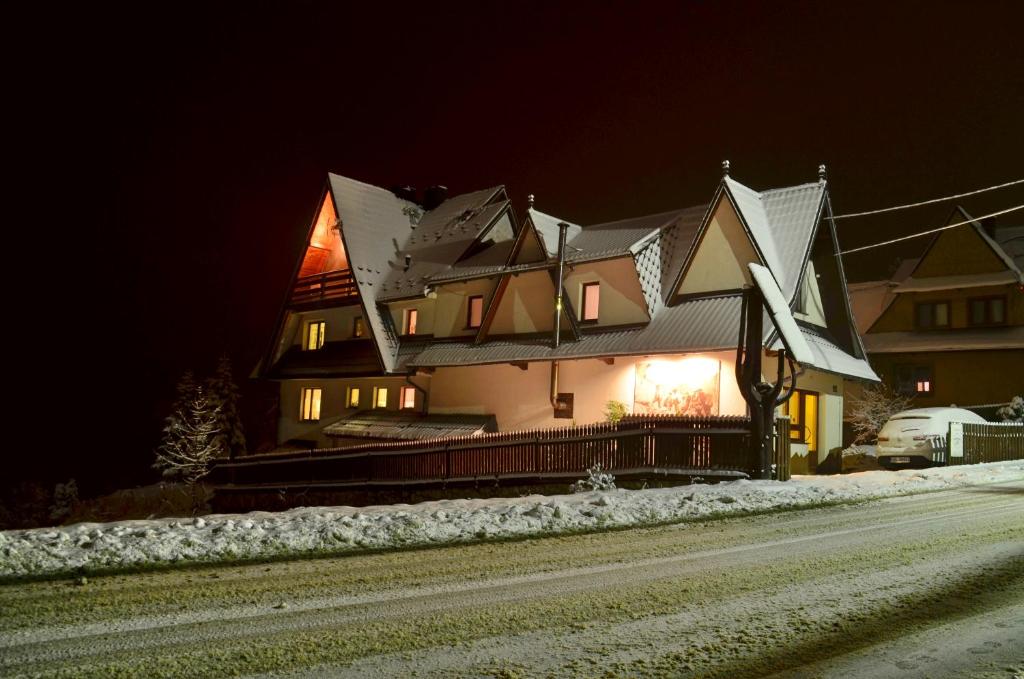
left=1, top=478, right=1022, bottom=678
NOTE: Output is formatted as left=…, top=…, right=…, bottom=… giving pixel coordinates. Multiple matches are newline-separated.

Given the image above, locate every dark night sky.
left=11, top=1, right=1024, bottom=493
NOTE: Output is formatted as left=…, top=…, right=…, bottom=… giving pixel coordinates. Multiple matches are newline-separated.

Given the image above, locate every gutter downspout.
left=551, top=221, right=570, bottom=409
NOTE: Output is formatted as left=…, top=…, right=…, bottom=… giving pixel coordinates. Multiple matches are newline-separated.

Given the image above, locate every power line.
left=833, top=178, right=1024, bottom=220
left=839, top=204, right=1024, bottom=255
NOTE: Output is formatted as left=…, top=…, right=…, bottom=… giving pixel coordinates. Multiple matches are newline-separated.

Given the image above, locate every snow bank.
left=2, top=461, right=1022, bottom=579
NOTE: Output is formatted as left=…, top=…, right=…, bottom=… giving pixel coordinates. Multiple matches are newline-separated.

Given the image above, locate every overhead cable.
left=833, top=178, right=1024, bottom=219
left=839, top=205, right=1024, bottom=255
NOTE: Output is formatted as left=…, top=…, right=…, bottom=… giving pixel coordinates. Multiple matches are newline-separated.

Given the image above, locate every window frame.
left=399, top=386, right=417, bottom=410
left=580, top=282, right=601, bottom=323
left=299, top=387, right=322, bottom=422
left=466, top=295, right=484, bottom=329
left=913, top=301, right=950, bottom=330
left=783, top=389, right=819, bottom=452
left=345, top=386, right=361, bottom=409
left=303, top=320, right=326, bottom=351
left=403, top=308, right=419, bottom=336
left=967, top=295, right=1007, bottom=327
left=894, top=363, right=934, bottom=396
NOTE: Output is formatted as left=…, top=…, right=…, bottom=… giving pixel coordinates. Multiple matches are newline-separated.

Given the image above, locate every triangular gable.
left=480, top=269, right=578, bottom=338
left=529, top=209, right=582, bottom=258
left=909, top=206, right=1023, bottom=280
left=297, top=192, right=349, bottom=278
left=505, top=213, right=550, bottom=266
left=674, top=190, right=764, bottom=297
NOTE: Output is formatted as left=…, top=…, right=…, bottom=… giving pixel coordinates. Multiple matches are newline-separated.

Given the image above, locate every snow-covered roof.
left=894, top=270, right=1021, bottom=292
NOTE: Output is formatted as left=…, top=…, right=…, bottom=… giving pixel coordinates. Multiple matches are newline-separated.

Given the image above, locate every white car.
left=876, top=407, right=987, bottom=468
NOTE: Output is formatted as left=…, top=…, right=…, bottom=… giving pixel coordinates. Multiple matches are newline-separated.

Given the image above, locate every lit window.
left=299, top=387, right=322, bottom=421
left=353, top=317, right=365, bottom=338
left=895, top=365, right=934, bottom=396
left=373, top=386, right=388, bottom=409
left=968, top=297, right=1007, bottom=327
left=346, top=387, right=360, bottom=409
left=783, top=390, right=818, bottom=454
left=404, top=308, right=418, bottom=335
left=914, top=302, right=950, bottom=329
left=303, top=320, right=325, bottom=350
left=400, top=386, right=416, bottom=409
left=581, top=282, right=600, bottom=322
left=467, top=295, right=484, bottom=329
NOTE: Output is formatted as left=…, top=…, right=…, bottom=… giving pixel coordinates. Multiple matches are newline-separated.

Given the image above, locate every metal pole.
left=553, top=222, right=569, bottom=348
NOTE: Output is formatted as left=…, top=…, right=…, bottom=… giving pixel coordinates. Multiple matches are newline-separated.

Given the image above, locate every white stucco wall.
left=678, top=196, right=758, bottom=296
left=563, top=257, right=650, bottom=327
left=431, top=278, right=498, bottom=338
left=488, top=271, right=559, bottom=335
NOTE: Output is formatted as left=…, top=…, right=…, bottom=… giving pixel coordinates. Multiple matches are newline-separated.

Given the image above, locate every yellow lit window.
left=373, top=386, right=388, bottom=409
left=303, top=320, right=325, bottom=351
left=346, top=387, right=360, bottom=409
left=404, top=308, right=418, bottom=335
left=353, top=317, right=365, bottom=338
left=299, top=387, right=322, bottom=422
left=400, top=386, right=416, bottom=409
left=581, top=282, right=600, bottom=322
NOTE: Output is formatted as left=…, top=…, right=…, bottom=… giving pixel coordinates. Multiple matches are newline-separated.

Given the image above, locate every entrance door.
left=784, top=390, right=819, bottom=472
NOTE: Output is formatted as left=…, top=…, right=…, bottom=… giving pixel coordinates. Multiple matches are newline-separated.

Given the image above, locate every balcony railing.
left=288, top=269, right=358, bottom=309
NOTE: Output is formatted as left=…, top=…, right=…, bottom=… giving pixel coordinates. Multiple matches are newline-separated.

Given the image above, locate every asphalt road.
left=1, top=481, right=1022, bottom=678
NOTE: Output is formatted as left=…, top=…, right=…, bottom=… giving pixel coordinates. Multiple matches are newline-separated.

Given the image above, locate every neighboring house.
left=256, top=167, right=877, bottom=474
left=848, top=208, right=1024, bottom=416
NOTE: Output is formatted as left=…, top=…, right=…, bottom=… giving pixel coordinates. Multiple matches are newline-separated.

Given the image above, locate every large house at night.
left=255, top=167, right=878, bottom=474
left=847, top=208, right=1024, bottom=416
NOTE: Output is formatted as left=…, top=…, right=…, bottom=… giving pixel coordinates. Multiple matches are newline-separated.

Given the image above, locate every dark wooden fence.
left=958, top=422, right=1024, bottom=464
left=212, top=415, right=781, bottom=491
left=288, top=269, right=358, bottom=309
left=774, top=416, right=792, bottom=481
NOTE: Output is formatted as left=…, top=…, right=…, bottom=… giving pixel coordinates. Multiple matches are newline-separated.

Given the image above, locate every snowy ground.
left=1, top=461, right=1022, bottom=580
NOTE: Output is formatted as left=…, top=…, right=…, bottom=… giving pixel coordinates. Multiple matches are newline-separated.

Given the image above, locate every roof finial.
left=722, top=159, right=730, bottom=178
left=527, top=193, right=535, bottom=209
left=818, top=164, right=827, bottom=183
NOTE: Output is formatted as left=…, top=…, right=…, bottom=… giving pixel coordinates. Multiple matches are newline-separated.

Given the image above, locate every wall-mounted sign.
left=634, top=358, right=720, bottom=416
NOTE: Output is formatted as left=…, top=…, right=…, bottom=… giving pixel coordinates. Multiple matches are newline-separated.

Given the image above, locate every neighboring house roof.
left=893, top=270, right=1021, bottom=292
left=862, top=326, right=1024, bottom=353
left=323, top=411, right=498, bottom=440
left=995, top=225, right=1024, bottom=271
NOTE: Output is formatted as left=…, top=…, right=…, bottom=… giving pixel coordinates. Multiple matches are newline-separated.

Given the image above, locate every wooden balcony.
left=288, top=269, right=359, bottom=309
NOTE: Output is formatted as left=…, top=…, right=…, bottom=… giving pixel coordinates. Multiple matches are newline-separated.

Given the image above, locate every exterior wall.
left=431, top=278, right=498, bottom=338
left=869, top=284, right=1023, bottom=333
left=563, top=257, right=650, bottom=327
left=428, top=351, right=745, bottom=431
left=387, top=298, right=436, bottom=337
left=678, top=196, right=758, bottom=296
left=489, top=270, right=559, bottom=335
left=277, top=376, right=421, bottom=447
left=867, top=349, right=1024, bottom=409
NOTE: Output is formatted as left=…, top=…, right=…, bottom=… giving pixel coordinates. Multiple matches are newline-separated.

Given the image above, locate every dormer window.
left=353, top=316, right=365, bottom=338
left=346, top=387, right=361, bottom=409
left=581, top=282, right=600, bottom=323
left=303, top=320, right=325, bottom=351
left=467, top=295, right=484, bottom=329
left=968, top=296, right=1006, bottom=327
left=404, top=308, right=419, bottom=335
left=400, top=386, right=417, bottom=410
left=372, top=386, right=389, bottom=409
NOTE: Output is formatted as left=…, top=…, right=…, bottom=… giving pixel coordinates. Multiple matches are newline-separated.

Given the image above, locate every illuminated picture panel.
left=633, top=357, right=720, bottom=416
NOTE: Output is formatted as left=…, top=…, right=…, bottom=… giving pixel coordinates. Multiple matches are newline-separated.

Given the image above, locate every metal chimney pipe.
left=553, top=221, right=570, bottom=349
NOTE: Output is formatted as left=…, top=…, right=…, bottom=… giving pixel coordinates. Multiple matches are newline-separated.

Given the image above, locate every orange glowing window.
left=298, top=194, right=348, bottom=278
left=467, top=296, right=484, bottom=328
left=404, top=308, right=418, bottom=335
left=400, top=386, right=416, bottom=409
left=581, top=282, right=600, bottom=322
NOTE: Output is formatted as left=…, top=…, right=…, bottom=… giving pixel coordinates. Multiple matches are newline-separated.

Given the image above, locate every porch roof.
left=323, top=411, right=498, bottom=440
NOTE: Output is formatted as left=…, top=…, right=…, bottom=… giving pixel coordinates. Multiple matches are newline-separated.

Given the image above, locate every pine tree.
left=205, top=354, right=246, bottom=458
left=155, top=384, right=222, bottom=510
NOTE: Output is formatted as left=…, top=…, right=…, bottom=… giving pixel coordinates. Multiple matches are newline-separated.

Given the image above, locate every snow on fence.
left=211, top=415, right=789, bottom=491
left=955, top=422, right=1024, bottom=464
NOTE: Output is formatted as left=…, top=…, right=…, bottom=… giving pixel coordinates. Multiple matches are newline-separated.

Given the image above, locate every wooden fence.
left=211, top=415, right=792, bottom=491
left=956, top=422, right=1024, bottom=464
left=774, top=416, right=792, bottom=481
